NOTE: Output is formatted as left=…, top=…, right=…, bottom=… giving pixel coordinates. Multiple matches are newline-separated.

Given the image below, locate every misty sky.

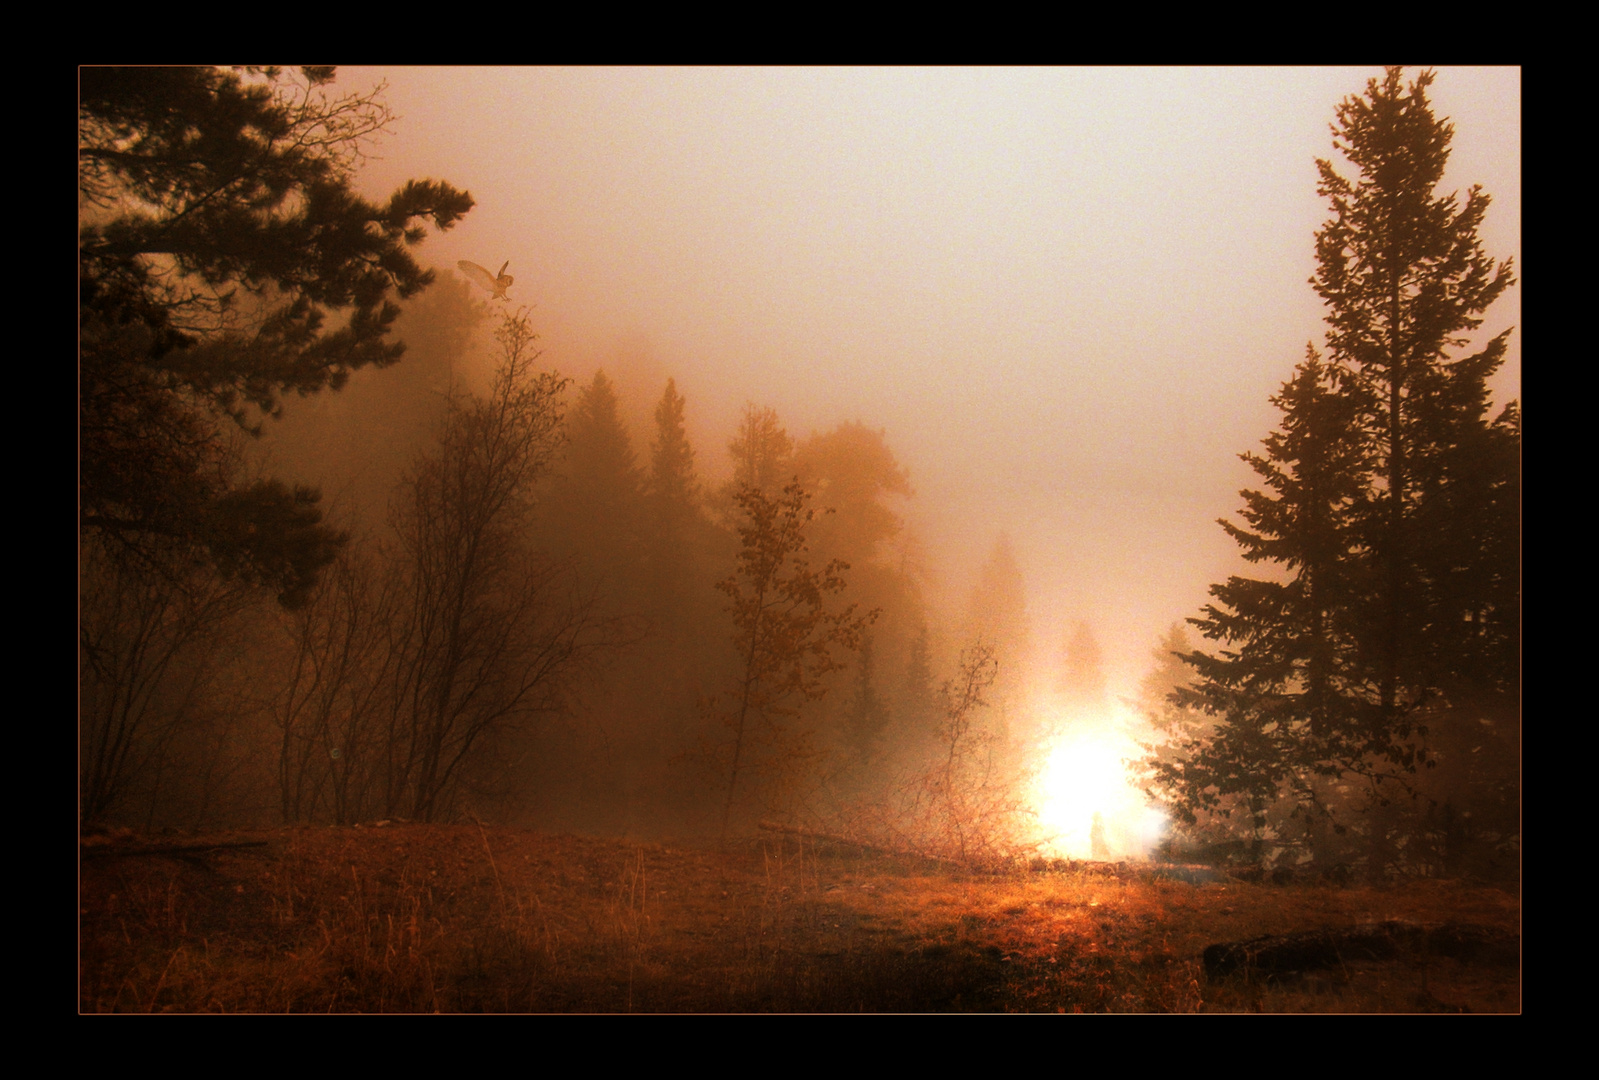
left=334, top=66, right=1521, bottom=695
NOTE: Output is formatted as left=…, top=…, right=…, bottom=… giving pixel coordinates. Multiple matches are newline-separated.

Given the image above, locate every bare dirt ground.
left=79, top=824, right=1520, bottom=1013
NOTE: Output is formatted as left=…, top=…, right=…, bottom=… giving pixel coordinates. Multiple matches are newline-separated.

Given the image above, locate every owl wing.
left=457, top=260, right=500, bottom=293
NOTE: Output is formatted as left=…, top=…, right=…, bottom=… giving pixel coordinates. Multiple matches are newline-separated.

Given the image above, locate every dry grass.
left=79, top=824, right=1519, bottom=1013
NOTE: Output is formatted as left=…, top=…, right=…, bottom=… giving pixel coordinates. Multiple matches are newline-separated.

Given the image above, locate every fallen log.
left=81, top=839, right=270, bottom=861
left=1140, top=863, right=1232, bottom=885
left=754, top=826, right=1265, bottom=883
left=755, top=821, right=962, bottom=865
left=1203, top=920, right=1519, bottom=980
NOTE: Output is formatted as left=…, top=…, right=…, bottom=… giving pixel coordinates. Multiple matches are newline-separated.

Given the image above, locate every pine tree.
left=79, top=66, right=474, bottom=605
left=1152, top=350, right=1371, bottom=841
left=649, top=378, right=700, bottom=516
left=640, top=377, right=708, bottom=616
left=1156, top=68, right=1518, bottom=860
left=1136, top=623, right=1200, bottom=732
left=568, top=373, right=639, bottom=490
left=1311, top=67, right=1516, bottom=728
left=844, top=632, right=890, bottom=761
left=1135, top=623, right=1210, bottom=849
left=1136, top=627, right=1201, bottom=772
left=537, top=371, right=649, bottom=605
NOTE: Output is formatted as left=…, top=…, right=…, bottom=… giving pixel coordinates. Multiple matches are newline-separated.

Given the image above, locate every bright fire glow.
left=1030, top=705, right=1166, bottom=861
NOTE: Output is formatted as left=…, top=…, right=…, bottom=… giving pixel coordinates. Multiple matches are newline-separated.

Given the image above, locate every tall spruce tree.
left=1135, top=624, right=1211, bottom=818
left=537, top=370, right=649, bottom=603
left=1154, top=349, right=1371, bottom=841
left=1311, top=67, right=1515, bottom=730
left=845, top=632, right=890, bottom=762
left=649, top=378, right=700, bottom=517
left=641, top=377, right=705, bottom=613
left=1155, top=68, right=1518, bottom=856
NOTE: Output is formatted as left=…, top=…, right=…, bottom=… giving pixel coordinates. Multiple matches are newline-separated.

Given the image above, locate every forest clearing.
left=79, top=824, right=1519, bottom=1013
left=80, top=67, right=1520, bottom=1014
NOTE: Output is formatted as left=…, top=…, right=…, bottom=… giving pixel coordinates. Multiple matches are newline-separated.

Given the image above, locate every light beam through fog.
left=1031, top=704, right=1166, bottom=861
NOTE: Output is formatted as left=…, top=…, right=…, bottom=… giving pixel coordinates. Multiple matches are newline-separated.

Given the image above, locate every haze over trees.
left=962, top=536, right=1033, bottom=744
left=80, top=67, right=1515, bottom=882
left=1058, top=622, right=1108, bottom=711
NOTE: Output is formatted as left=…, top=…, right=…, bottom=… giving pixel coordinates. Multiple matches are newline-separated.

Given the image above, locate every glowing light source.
left=1031, top=708, right=1164, bottom=861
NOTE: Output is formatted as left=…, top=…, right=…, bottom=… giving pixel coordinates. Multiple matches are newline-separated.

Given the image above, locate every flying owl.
left=458, top=259, right=514, bottom=300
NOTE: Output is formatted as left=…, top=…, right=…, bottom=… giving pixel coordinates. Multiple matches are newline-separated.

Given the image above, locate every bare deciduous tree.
left=271, top=544, right=393, bottom=824
left=850, top=641, right=1038, bottom=868
left=377, top=309, right=601, bottom=822
left=711, top=481, right=877, bottom=838
left=79, top=539, right=255, bottom=825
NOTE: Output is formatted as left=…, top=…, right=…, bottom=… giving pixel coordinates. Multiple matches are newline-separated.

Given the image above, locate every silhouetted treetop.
left=649, top=378, right=700, bottom=511
left=727, top=405, right=793, bottom=495
left=795, top=422, right=912, bottom=569
left=80, top=66, right=474, bottom=423
left=565, top=371, right=641, bottom=500
left=80, top=66, right=474, bottom=606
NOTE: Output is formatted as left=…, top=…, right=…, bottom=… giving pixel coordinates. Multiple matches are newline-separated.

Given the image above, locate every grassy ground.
left=79, top=824, right=1520, bottom=1013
